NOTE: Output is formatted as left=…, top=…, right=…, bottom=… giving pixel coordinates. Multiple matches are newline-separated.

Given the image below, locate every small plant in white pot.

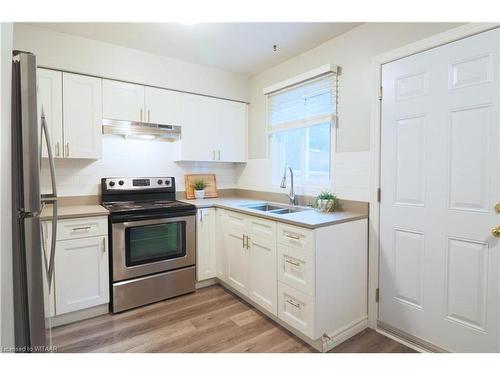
left=192, top=180, right=207, bottom=199
left=314, top=191, right=339, bottom=213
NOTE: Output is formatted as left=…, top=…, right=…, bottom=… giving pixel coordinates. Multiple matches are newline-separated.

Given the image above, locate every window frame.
left=265, top=72, right=338, bottom=195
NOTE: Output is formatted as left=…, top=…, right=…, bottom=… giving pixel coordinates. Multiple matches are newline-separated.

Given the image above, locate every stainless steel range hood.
left=102, top=119, right=181, bottom=142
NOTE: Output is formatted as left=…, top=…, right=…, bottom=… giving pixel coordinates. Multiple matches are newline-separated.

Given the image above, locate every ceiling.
left=27, top=22, right=361, bottom=75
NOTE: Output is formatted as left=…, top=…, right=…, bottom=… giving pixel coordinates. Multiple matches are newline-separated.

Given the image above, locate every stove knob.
left=164, top=179, right=170, bottom=186
left=109, top=181, right=115, bottom=187
left=118, top=180, right=124, bottom=186
left=157, top=179, right=163, bottom=185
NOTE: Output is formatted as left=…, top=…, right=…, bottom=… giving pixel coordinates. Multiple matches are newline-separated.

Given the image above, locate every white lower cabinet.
left=215, top=208, right=368, bottom=348
left=222, top=210, right=278, bottom=315
left=225, top=211, right=249, bottom=295
left=196, top=208, right=216, bottom=281
left=55, top=235, right=109, bottom=315
left=277, top=244, right=315, bottom=296
left=247, top=217, right=277, bottom=315
left=42, top=216, right=109, bottom=316
left=278, top=281, right=315, bottom=338
left=215, top=208, right=227, bottom=282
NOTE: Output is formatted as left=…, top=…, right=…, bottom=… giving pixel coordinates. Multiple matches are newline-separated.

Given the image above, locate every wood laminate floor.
left=51, top=285, right=416, bottom=353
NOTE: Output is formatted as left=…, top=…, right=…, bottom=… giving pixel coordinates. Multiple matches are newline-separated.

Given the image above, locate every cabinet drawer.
left=278, top=282, right=315, bottom=339
left=56, top=216, right=108, bottom=240
left=278, top=244, right=315, bottom=296
left=277, top=223, right=314, bottom=252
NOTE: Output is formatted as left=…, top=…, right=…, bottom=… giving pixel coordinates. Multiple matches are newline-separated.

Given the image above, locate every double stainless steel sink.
left=240, top=202, right=311, bottom=215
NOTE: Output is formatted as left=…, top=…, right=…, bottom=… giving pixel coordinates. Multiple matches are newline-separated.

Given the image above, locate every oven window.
left=125, top=222, right=185, bottom=267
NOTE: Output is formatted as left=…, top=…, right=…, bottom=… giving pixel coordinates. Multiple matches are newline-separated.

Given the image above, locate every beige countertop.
left=179, top=197, right=367, bottom=229
left=40, top=204, right=109, bottom=221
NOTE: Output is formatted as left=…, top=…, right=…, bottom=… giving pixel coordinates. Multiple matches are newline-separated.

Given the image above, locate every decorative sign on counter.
left=184, top=174, right=218, bottom=199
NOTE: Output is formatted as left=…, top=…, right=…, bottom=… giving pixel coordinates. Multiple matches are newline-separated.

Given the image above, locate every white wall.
left=13, top=24, right=249, bottom=102
left=14, top=23, right=249, bottom=197
left=0, top=22, right=14, bottom=349
left=40, top=137, right=245, bottom=197
left=240, top=23, right=463, bottom=201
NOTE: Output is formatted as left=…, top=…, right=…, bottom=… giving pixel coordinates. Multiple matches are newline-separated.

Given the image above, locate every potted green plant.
left=192, top=180, right=207, bottom=199
left=314, top=191, right=339, bottom=213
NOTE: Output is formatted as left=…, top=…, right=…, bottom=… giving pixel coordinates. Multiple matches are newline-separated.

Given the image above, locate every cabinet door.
left=225, top=211, right=248, bottom=295
left=179, top=94, right=217, bottom=161
left=37, top=69, right=63, bottom=158
left=63, top=73, right=102, bottom=159
left=215, top=208, right=227, bottom=282
left=216, top=101, right=247, bottom=162
left=102, top=79, right=144, bottom=122
left=55, top=236, right=109, bottom=315
left=145, top=86, right=181, bottom=125
left=247, top=217, right=277, bottom=315
left=196, top=208, right=216, bottom=281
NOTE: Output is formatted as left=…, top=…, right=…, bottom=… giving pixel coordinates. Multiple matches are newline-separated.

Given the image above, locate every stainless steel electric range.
left=101, top=177, right=197, bottom=313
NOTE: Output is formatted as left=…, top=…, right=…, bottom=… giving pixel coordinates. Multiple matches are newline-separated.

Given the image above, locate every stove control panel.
left=102, top=177, right=174, bottom=191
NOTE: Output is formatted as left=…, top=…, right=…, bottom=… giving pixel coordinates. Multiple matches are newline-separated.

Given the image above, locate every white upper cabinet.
left=102, top=80, right=145, bottom=122
left=145, top=86, right=181, bottom=125
left=37, top=69, right=63, bottom=158
left=216, top=101, right=247, bottom=162
left=63, top=73, right=102, bottom=159
left=178, top=93, right=248, bottom=163
left=179, top=94, right=218, bottom=161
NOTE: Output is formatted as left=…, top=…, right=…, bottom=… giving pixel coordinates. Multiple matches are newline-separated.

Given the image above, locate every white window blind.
left=267, top=72, right=337, bottom=189
left=267, top=73, right=337, bottom=134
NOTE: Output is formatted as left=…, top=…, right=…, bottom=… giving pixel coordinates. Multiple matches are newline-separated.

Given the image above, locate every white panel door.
left=63, top=73, right=102, bottom=159
left=145, top=86, right=181, bottom=125
left=225, top=211, right=248, bottom=295
left=179, top=94, right=217, bottom=161
left=216, top=101, right=247, bottom=162
left=102, top=79, right=145, bottom=122
left=196, top=208, right=216, bottom=281
left=55, top=236, right=109, bottom=315
left=380, top=29, right=499, bottom=352
left=37, top=69, right=63, bottom=158
left=247, top=217, right=277, bottom=315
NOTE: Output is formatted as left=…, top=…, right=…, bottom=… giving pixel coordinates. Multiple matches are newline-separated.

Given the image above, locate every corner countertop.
left=40, top=204, right=109, bottom=221
left=179, top=197, right=367, bottom=229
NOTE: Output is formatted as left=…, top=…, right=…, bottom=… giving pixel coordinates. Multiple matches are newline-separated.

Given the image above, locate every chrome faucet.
left=280, top=166, right=298, bottom=206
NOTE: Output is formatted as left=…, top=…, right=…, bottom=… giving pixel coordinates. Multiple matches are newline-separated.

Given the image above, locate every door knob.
left=492, top=225, right=500, bottom=238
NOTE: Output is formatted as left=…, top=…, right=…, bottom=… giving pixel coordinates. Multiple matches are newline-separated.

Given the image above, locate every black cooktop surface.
left=102, top=199, right=195, bottom=214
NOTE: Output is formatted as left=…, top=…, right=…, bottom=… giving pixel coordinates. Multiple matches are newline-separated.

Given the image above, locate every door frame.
left=368, top=22, right=500, bottom=332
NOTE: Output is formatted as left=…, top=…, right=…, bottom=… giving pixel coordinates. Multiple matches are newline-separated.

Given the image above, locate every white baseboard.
left=322, top=317, right=368, bottom=352
left=51, top=304, right=109, bottom=328
left=196, top=278, right=218, bottom=289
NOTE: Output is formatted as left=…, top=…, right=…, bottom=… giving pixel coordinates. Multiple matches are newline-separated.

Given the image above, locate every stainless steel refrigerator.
left=11, top=51, right=58, bottom=352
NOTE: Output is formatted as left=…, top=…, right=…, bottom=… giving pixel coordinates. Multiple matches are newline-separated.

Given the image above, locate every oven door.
left=112, top=215, right=195, bottom=282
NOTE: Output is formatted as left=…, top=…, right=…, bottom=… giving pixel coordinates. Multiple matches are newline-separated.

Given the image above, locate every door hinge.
left=378, top=86, right=383, bottom=101
left=377, top=188, right=381, bottom=203
left=375, top=288, right=380, bottom=303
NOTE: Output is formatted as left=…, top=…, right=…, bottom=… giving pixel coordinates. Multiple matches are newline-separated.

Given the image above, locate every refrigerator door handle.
left=40, top=108, right=58, bottom=290
left=40, top=108, right=57, bottom=201
left=40, top=202, right=57, bottom=291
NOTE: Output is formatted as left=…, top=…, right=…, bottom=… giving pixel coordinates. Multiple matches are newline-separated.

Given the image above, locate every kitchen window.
left=266, top=69, right=337, bottom=190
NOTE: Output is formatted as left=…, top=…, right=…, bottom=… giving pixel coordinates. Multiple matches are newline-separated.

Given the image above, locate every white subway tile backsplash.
left=41, top=136, right=239, bottom=197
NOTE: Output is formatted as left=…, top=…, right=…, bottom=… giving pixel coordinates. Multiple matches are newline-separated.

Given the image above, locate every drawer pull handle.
left=286, top=299, right=300, bottom=308
left=72, top=226, right=91, bottom=231
left=285, top=258, right=300, bottom=267
left=285, top=233, right=300, bottom=240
